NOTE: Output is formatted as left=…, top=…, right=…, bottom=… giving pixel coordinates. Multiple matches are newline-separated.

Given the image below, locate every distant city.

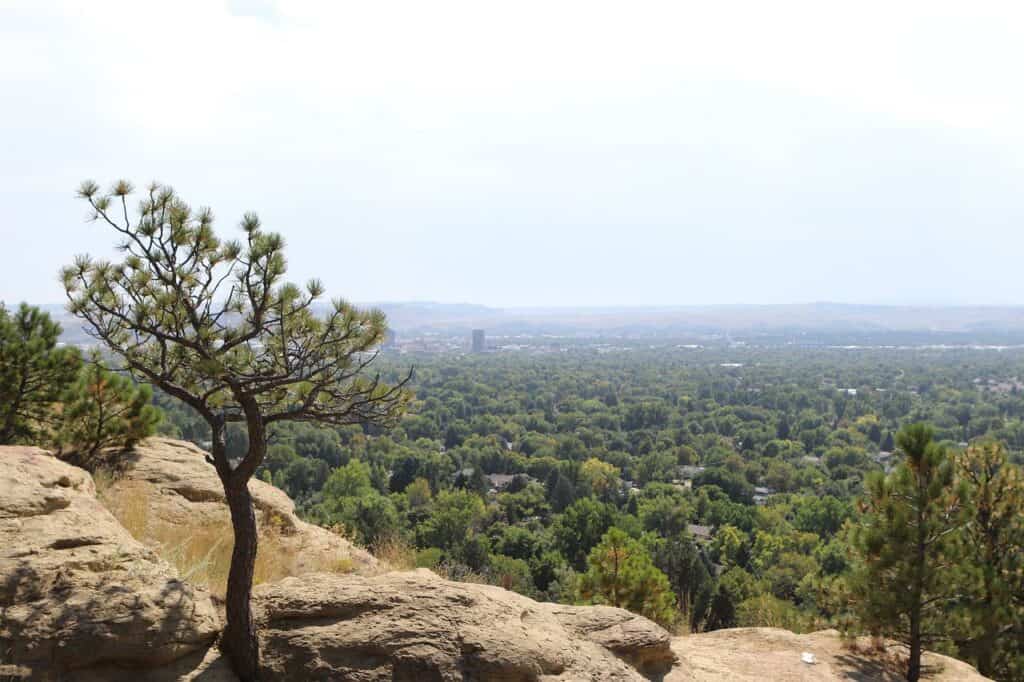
left=35, top=301, right=1024, bottom=355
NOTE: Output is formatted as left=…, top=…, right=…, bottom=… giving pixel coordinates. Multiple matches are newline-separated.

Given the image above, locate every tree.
left=0, top=303, right=81, bottom=444
left=545, top=469, right=576, bottom=512
left=62, top=180, right=408, bottom=680
left=647, top=532, right=714, bottom=631
left=577, top=528, right=677, bottom=627
left=553, top=497, right=617, bottom=570
left=579, top=457, right=619, bottom=498
left=58, top=359, right=161, bottom=462
left=954, top=441, right=1024, bottom=678
left=850, top=424, right=965, bottom=682
left=405, top=477, right=433, bottom=510
left=417, top=489, right=486, bottom=554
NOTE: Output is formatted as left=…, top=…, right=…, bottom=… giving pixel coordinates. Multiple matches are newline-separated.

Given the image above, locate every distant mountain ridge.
left=23, top=301, right=1024, bottom=345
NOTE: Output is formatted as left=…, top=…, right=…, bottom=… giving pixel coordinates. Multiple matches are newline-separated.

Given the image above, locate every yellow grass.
left=371, top=534, right=417, bottom=572
left=95, top=471, right=355, bottom=598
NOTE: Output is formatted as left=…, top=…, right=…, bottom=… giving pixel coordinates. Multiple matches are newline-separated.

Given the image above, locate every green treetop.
left=851, top=423, right=966, bottom=682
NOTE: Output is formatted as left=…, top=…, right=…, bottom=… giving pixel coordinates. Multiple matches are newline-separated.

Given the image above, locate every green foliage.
left=577, top=528, right=677, bottom=627
left=735, top=593, right=811, bottom=632
left=0, top=303, right=82, bottom=444
left=145, top=339, right=1024, bottom=662
left=850, top=424, right=966, bottom=682
left=63, top=179, right=410, bottom=680
left=417, top=489, right=486, bottom=555
left=952, top=441, right=1024, bottom=679
left=486, top=554, right=536, bottom=598
left=553, top=497, right=617, bottom=570
left=314, top=460, right=399, bottom=547
left=646, top=532, right=714, bottom=631
left=63, top=180, right=409, bottom=482
left=58, top=360, right=161, bottom=460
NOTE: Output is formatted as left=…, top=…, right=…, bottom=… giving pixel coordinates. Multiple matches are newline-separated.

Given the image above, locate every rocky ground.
left=0, top=440, right=992, bottom=681
left=665, top=627, right=986, bottom=682
left=101, top=437, right=377, bottom=577
left=0, top=446, right=220, bottom=680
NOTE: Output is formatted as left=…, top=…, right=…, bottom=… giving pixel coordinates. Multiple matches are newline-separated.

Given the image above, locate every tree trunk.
left=206, top=415, right=262, bottom=682
left=216, top=400, right=268, bottom=682
left=907, top=611, right=922, bottom=682
left=220, top=479, right=260, bottom=681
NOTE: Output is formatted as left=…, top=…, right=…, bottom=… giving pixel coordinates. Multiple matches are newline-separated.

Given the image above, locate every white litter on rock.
left=801, top=652, right=817, bottom=665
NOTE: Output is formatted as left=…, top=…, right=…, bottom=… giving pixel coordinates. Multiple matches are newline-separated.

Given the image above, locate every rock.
left=548, top=604, right=674, bottom=674
left=106, top=438, right=375, bottom=575
left=0, top=447, right=221, bottom=681
left=252, top=568, right=676, bottom=681
left=1, top=441, right=992, bottom=682
left=666, top=627, right=991, bottom=681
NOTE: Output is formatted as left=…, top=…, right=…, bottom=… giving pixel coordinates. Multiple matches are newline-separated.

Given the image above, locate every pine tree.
left=577, top=527, right=677, bottom=627
left=647, top=531, right=714, bottom=631
left=58, top=360, right=161, bottom=463
left=851, top=424, right=966, bottom=682
left=62, top=180, right=409, bottom=680
left=954, top=441, right=1024, bottom=679
left=0, top=303, right=82, bottom=444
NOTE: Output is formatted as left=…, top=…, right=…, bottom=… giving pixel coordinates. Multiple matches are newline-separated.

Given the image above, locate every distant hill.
left=369, top=301, right=1024, bottom=344
left=27, top=300, right=1024, bottom=346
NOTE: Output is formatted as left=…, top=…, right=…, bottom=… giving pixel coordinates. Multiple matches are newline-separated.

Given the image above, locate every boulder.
left=106, top=438, right=375, bottom=575
left=0, top=447, right=221, bottom=681
left=666, top=627, right=990, bottom=681
left=253, top=569, right=676, bottom=681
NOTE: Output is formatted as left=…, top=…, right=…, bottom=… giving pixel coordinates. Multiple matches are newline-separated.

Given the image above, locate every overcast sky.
left=2, top=1, right=1024, bottom=307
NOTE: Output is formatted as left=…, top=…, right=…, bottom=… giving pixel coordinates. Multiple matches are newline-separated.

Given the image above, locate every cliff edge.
left=0, top=441, right=990, bottom=681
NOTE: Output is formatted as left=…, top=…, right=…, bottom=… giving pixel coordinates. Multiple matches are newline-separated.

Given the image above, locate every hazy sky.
left=3, top=1, right=1024, bottom=307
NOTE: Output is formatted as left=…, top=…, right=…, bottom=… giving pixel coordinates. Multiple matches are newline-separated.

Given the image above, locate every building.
left=471, top=329, right=486, bottom=353
left=678, top=465, right=706, bottom=479
left=687, top=524, right=714, bottom=544
left=753, top=486, right=777, bottom=506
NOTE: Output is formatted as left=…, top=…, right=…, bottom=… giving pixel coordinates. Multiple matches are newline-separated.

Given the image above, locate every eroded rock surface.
left=0, top=447, right=221, bottom=681
left=253, top=569, right=675, bottom=681
left=666, top=627, right=990, bottom=681
left=110, top=438, right=375, bottom=574
left=1, top=442, right=991, bottom=682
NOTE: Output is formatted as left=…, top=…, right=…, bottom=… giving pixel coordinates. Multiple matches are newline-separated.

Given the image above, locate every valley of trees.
left=150, top=344, right=1024, bottom=680
left=5, top=299, right=1024, bottom=680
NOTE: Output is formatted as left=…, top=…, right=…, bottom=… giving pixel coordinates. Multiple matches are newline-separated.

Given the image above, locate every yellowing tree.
left=580, top=457, right=619, bottom=497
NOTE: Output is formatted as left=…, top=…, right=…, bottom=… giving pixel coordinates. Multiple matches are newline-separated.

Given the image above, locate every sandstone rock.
left=1, top=441, right=993, bottom=682
left=252, top=568, right=676, bottom=681
left=108, top=438, right=375, bottom=575
left=666, top=627, right=991, bottom=681
left=0, top=447, right=221, bottom=681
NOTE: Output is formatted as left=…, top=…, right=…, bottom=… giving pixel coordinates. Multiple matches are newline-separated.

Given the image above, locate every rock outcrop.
left=666, top=627, right=989, bottom=681
left=106, top=438, right=375, bottom=575
left=0, top=447, right=220, bottom=680
left=0, top=441, right=992, bottom=681
left=252, top=569, right=675, bottom=681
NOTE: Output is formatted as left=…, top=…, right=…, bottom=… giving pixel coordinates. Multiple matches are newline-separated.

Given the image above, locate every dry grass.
left=371, top=534, right=417, bottom=572
left=842, top=635, right=915, bottom=676
left=95, top=471, right=354, bottom=597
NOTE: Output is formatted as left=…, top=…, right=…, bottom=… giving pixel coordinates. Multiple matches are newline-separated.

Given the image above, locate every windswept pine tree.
left=851, top=424, right=966, bottom=682
left=62, top=180, right=410, bottom=681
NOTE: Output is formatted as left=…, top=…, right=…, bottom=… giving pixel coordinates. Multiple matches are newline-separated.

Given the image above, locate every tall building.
left=471, top=329, right=486, bottom=353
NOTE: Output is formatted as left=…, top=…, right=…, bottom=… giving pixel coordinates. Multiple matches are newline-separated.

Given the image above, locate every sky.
left=2, top=1, right=1024, bottom=308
